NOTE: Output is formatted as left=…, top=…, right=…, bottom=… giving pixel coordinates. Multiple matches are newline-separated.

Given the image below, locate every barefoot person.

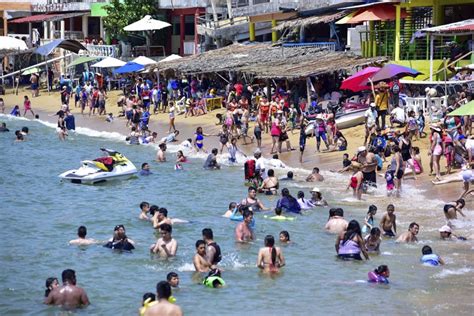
left=151, top=224, right=178, bottom=258
left=257, top=235, right=285, bottom=273
left=379, top=204, right=397, bottom=237
left=235, top=210, right=254, bottom=242
left=44, top=269, right=90, bottom=309
left=144, top=281, right=183, bottom=316
left=69, top=226, right=96, bottom=246
left=396, top=222, right=419, bottom=243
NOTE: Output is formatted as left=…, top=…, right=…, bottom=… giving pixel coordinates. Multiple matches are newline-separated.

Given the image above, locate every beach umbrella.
left=159, top=54, right=182, bottom=63
left=91, top=57, right=126, bottom=68
left=369, top=64, right=422, bottom=82
left=0, top=36, right=28, bottom=55
left=113, top=61, right=145, bottom=74
left=340, top=66, right=380, bottom=92
left=132, top=56, right=157, bottom=66
left=21, top=67, right=42, bottom=75
left=124, top=15, right=171, bottom=56
left=447, top=100, right=474, bottom=116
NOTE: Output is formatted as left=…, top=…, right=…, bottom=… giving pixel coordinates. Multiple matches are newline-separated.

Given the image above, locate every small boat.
left=59, top=148, right=137, bottom=184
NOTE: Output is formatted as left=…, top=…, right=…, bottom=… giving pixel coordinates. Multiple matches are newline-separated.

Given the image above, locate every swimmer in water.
left=69, top=226, right=97, bottom=246
left=193, top=240, right=213, bottom=272
left=139, top=293, right=157, bottom=316
left=396, top=222, right=419, bottom=243
left=368, top=265, right=390, bottom=284
left=420, top=245, right=445, bottom=266
left=362, top=205, right=377, bottom=235
left=439, top=225, right=466, bottom=241
left=379, top=204, right=397, bottom=237
left=443, top=199, right=466, bottom=221
left=144, top=281, right=183, bottom=316
left=105, top=225, right=135, bottom=250
left=167, top=272, right=180, bottom=288
left=44, top=277, right=59, bottom=297
left=257, top=235, right=285, bottom=273
left=150, top=224, right=178, bottom=258
left=152, top=207, right=173, bottom=229
left=44, top=269, right=90, bottom=309
left=325, top=208, right=348, bottom=234
left=279, top=231, right=291, bottom=244
left=240, top=187, right=269, bottom=211
left=223, top=202, right=237, bottom=218
left=139, top=201, right=151, bottom=221
left=139, top=163, right=152, bottom=176
left=156, top=143, right=167, bottom=162
left=364, top=227, right=382, bottom=254
left=306, top=167, right=324, bottom=182
left=335, top=220, right=369, bottom=261
left=235, top=210, right=255, bottom=242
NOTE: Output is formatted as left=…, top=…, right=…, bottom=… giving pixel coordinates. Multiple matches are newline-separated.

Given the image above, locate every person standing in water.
left=202, top=228, right=222, bottom=266
left=151, top=224, right=178, bottom=258
left=235, top=210, right=254, bottom=242
left=335, top=220, right=369, bottom=261
left=257, top=235, right=285, bottom=273
left=193, top=240, right=213, bottom=272
left=44, top=269, right=90, bottom=308
left=379, top=204, right=397, bottom=237
left=144, top=281, right=183, bottom=316
left=69, top=226, right=97, bottom=246
left=396, top=222, right=419, bottom=243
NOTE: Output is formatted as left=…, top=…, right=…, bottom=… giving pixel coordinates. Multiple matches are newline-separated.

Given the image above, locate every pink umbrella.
left=340, top=67, right=380, bottom=92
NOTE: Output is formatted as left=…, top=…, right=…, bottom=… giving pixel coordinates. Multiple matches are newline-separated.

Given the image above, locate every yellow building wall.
left=393, top=59, right=472, bottom=81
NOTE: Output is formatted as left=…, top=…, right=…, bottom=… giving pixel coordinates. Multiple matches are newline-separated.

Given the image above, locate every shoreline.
left=2, top=87, right=468, bottom=206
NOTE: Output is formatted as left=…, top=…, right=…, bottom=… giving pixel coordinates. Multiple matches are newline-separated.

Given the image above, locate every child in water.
left=368, top=265, right=390, bottom=284
left=44, top=277, right=59, bottom=297
left=362, top=205, right=377, bottom=234
left=203, top=269, right=225, bottom=288
left=279, top=231, right=291, bottom=244
left=420, top=245, right=445, bottom=266
left=139, top=292, right=157, bottom=316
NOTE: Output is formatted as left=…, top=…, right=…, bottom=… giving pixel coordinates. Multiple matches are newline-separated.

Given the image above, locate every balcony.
left=31, top=0, right=108, bottom=12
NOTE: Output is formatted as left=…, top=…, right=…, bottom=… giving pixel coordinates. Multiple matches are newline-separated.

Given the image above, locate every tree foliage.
left=103, top=0, right=159, bottom=39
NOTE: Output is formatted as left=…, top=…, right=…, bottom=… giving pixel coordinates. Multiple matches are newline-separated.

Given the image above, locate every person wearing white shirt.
left=364, top=103, right=378, bottom=145
left=390, top=106, right=406, bottom=127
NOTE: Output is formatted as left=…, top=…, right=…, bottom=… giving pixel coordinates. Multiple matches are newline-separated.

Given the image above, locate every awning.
left=10, top=12, right=86, bottom=24
left=35, top=39, right=87, bottom=56
left=91, top=56, right=126, bottom=68
left=347, top=4, right=408, bottom=23
left=421, top=19, right=474, bottom=36
left=274, top=11, right=348, bottom=31
left=67, top=56, right=99, bottom=68
left=335, top=11, right=359, bottom=24
left=447, top=100, right=474, bottom=116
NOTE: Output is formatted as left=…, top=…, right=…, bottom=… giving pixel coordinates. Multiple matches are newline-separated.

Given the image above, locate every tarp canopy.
left=0, top=36, right=28, bottom=55
left=67, top=56, right=99, bottom=68
left=91, top=56, right=126, bottom=68
left=124, top=15, right=171, bottom=32
left=447, top=100, right=474, bottom=116
left=22, top=67, right=42, bottom=75
left=159, top=54, right=182, bottom=63
left=114, top=62, right=145, bottom=74
left=132, top=56, right=157, bottom=66
left=35, top=39, right=87, bottom=56
left=421, top=19, right=474, bottom=36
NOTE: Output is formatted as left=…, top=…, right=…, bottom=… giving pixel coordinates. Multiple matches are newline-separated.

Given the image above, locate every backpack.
left=244, top=159, right=256, bottom=180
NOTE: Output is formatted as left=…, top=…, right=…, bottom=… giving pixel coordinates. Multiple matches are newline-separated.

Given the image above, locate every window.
left=172, top=16, right=180, bottom=36
left=185, top=16, right=195, bottom=36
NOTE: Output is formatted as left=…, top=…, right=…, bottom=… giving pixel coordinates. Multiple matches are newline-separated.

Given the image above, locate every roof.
left=274, top=11, right=348, bottom=32
left=35, top=39, right=87, bottom=56
left=150, top=43, right=386, bottom=79
left=346, top=3, right=408, bottom=23
left=10, top=12, right=86, bottom=24
left=421, top=19, right=474, bottom=36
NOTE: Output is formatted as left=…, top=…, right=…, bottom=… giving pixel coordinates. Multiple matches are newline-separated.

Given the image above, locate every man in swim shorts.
left=379, top=204, right=397, bottom=237
left=150, top=224, right=178, bottom=258
left=396, top=222, right=419, bottom=243
left=44, top=269, right=89, bottom=309
left=144, top=281, right=183, bottom=316
left=357, top=146, right=377, bottom=187
left=69, top=226, right=96, bottom=246
left=235, top=210, right=254, bottom=242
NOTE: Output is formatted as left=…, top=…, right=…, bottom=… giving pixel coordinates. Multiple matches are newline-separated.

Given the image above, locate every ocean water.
left=1, top=115, right=474, bottom=315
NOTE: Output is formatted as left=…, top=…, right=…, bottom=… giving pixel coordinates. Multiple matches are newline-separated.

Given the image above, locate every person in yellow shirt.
left=370, top=80, right=390, bottom=129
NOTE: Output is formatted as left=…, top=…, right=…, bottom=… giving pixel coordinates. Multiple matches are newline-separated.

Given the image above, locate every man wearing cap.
left=364, top=102, right=378, bottom=146
left=357, top=146, right=377, bottom=187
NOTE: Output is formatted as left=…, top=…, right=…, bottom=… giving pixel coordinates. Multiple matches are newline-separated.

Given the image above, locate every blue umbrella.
left=113, top=62, right=145, bottom=74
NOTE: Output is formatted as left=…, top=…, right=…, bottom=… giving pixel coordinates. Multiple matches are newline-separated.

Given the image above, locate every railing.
left=53, top=31, right=84, bottom=41
left=196, top=13, right=248, bottom=30
left=84, top=44, right=118, bottom=57
left=282, top=42, right=336, bottom=51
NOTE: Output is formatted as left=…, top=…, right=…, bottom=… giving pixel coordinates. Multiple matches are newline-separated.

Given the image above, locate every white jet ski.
left=59, top=148, right=137, bottom=184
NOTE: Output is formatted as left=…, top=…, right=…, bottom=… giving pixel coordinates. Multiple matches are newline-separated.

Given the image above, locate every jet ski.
left=59, top=148, right=137, bottom=184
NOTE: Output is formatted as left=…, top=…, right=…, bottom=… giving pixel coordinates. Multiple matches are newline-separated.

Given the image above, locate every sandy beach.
left=2, top=86, right=467, bottom=203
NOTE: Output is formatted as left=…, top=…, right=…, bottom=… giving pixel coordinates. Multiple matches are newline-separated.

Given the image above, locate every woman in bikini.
left=257, top=235, right=285, bottom=273
left=259, top=169, right=279, bottom=195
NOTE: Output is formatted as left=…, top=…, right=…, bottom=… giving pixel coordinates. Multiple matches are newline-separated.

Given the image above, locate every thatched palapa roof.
left=273, top=11, right=348, bottom=32
left=150, top=43, right=386, bottom=79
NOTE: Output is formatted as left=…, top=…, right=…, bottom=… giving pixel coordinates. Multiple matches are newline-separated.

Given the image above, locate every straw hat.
left=438, top=225, right=452, bottom=233
left=310, top=187, right=320, bottom=193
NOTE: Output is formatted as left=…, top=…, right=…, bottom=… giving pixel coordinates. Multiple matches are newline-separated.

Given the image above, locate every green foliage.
left=103, top=0, right=159, bottom=39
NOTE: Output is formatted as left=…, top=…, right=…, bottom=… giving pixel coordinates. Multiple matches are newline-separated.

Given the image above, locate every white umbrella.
left=159, top=54, right=182, bottom=63
left=124, top=15, right=171, bottom=56
left=132, top=56, right=157, bottom=66
left=0, top=36, right=28, bottom=55
left=91, top=57, right=126, bottom=68
left=124, top=15, right=171, bottom=32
